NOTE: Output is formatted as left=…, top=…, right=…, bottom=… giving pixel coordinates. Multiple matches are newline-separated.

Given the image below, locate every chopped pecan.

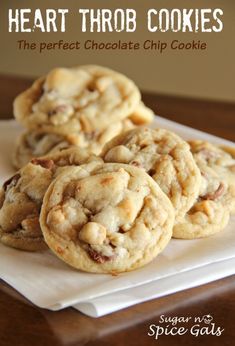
left=3, top=173, right=21, bottom=191
left=31, top=158, right=55, bottom=170
left=202, top=183, right=225, bottom=201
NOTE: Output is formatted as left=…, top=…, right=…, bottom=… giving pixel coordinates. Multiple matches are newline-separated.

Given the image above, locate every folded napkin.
left=0, top=214, right=234, bottom=313
left=0, top=117, right=234, bottom=317
left=74, top=257, right=235, bottom=317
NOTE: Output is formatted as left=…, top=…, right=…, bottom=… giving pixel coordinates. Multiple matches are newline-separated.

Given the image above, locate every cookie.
left=12, top=131, right=76, bottom=169
left=221, top=146, right=235, bottom=213
left=188, top=141, right=235, bottom=214
left=40, top=163, right=175, bottom=273
left=173, top=200, right=230, bottom=239
left=173, top=167, right=230, bottom=239
left=0, top=148, right=102, bottom=251
left=173, top=140, right=234, bottom=239
left=14, top=65, right=141, bottom=135
left=102, top=127, right=201, bottom=221
left=129, top=101, right=154, bottom=125
left=12, top=118, right=136, bottom=169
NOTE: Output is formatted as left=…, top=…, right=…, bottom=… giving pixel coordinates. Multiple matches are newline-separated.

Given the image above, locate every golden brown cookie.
left=173, top=200, right=230, bottom=239
left=0, top=148, right=102, bottom=251
left=12, top=118, right=136, bottom=169
left=14, top=65, right=141, bottom=135
left=189, top=141, right=235, bottom=214
left=40, top=163, right=175, bottom=273
left=12, top=131, right=76, bottom=169
left=102, top=127, right=201, bottom=221
left=173, top=140, right=234, bottom=239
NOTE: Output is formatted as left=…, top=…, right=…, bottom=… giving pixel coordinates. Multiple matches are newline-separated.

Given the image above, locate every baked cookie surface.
left=0, top=148, right=101, bottom=251
left=12, top=131, right=75, bottom=169
left=14, top=65, right=141, bottom=135
left=173, top=140, right=234, bottom=239
left=102, top=127, right=201, bottom=221
left=173, top=200, right=230, bottom=239
left=12, top=118, right=136, bottom=169
left=189, top=141, right=235, bottom=214
left=40, top=163, right=175, bottom=273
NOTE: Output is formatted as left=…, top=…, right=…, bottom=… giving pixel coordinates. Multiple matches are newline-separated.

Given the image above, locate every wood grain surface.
left=0, top=74, right=234, bottom=346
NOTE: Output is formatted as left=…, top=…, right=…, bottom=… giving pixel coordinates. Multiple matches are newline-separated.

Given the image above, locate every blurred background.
left=0, top=0, right=234, bottom=102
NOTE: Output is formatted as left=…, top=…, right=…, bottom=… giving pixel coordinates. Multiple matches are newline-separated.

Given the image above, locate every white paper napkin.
left=0, top=117, right=234, bottom=317
left=74, top=257, right=235, bottom=317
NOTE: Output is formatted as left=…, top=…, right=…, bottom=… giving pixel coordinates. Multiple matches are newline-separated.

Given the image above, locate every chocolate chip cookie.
left=173, top=140, right=234, bottom=239
left=40, top=162, right=175, bottom=273
left=14, top=65, right=141, bottom=135
left=0, top=148, right=102, bottom=251
left=12, top=118, right=136, bottom=169
left=102, top=127, right=201, bottom=221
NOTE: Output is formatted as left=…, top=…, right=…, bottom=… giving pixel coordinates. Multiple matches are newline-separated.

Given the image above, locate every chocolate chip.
left=87, top=84, right=95, bottom=92
left=48, top=105, right=68, bottom=116
left=31, top=158, right=55, bottom=170
left=148, top=168, right=156, bottom=176
left=3, top=173, right=21, bottom=191
left=131, top=161, right=141, bottom=167
left=47, top=110, right=56, bottom=117
left=88, top=246, right=112, bottom=264
left=202, top=183, right=225, bottom=201
left=119, top=228, right=126, bottom=234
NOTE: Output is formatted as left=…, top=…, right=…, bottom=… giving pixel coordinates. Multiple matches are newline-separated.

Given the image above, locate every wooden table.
left=0, top=75, right=234, bottom=346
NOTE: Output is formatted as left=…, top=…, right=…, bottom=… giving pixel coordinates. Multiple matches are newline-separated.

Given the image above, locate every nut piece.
left=79, top=222, right=106, bottom=245
left=3, top=173, right=21, bottom=191
left=104, top=145, right=134, bottom=163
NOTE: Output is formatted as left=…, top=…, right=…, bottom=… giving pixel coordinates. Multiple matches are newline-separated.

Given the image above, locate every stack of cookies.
left=12, top=65, right=154, bottom=169
left=101, top=128, right=235, bottom=240
left=0, top=65, right=234, bottom=274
